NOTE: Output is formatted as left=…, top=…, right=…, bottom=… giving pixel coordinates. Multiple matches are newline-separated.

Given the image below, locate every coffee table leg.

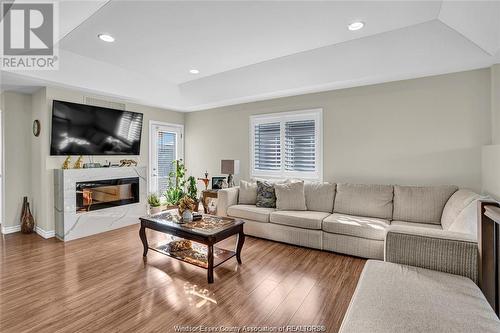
left=207, top=245, right=214, bottom=283
left=139, top=224, right=148, bottom=257
left=236, top=230, right=245, bottom=264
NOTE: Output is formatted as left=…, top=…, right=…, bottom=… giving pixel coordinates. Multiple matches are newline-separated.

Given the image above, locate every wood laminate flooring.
left=0, top=225, right=366, bottom=333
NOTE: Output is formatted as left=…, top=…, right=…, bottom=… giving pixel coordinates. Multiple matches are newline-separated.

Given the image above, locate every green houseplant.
left=186, top=175, right=199, bottom=212
left=164, top=159, right=187, bottom=206
left=187, top=176, right=198, bottom=200
left=147, top=193, right=161, bottom=215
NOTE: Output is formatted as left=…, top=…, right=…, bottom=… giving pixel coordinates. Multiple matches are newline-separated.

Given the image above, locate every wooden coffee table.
left=139, top=211, right=245, bottom=283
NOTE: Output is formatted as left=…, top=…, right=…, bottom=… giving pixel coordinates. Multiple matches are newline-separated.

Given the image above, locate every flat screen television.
left=50, top=100, right=143, bottom=156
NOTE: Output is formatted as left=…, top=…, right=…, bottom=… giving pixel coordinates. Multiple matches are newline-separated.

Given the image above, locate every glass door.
left=149, top=122, right=184, bottom=195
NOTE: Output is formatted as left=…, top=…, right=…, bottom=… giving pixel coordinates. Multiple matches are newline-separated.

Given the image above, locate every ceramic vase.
left=21, top=199, right=35, bottom=234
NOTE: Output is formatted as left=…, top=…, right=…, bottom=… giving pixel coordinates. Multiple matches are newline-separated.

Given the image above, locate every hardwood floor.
left=0, top=225, right=366, bottom=333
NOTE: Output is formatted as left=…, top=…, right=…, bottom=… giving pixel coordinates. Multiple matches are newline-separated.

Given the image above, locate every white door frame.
left=148, top=120, right=184, bottom=193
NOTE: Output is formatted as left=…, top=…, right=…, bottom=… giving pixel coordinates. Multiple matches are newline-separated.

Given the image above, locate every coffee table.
left=139, top=211, right=245, bottom=283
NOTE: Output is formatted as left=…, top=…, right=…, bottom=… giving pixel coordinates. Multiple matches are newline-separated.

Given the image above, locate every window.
left=149, top=122, right=184, bottom=194
left=250, top=109, right=322, bottom=180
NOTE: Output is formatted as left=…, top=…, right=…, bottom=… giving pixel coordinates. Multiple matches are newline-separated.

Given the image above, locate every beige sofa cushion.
left=322, top=213, right=390, bottom=241
left=227, top=204, right=274, bottom=223
left=441, top=189, right=479, bottom=230
left=447, top=198, right=483, bottom=239
left=238, top=180, right=257, bottom=205
left=339, top=260, right=500, bottom=333
left=304, top=182, right=335, bottom=213
left=270, top=211, right=330, bottom=230
left=393, top=185, right=458, bottom=224
left=275, top=181, right=307, bottom=211
left=391, top=221, right=442, bottom=230
left=334, top=183, right=393, bottom=219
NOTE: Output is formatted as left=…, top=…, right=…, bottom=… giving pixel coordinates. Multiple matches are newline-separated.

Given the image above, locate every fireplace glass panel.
left=76, top=177, right=139, bottom=213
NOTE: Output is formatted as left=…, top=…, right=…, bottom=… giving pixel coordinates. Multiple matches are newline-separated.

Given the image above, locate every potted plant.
left=178, top=196, right=197, bottom=222
left=186, top=176, right=199, bottom=211
left=147, top=193, right=162, bottom=215
left=164, top=159, right=186, bottom=207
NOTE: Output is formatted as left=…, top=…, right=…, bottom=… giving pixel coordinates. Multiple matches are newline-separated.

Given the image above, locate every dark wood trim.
left=479, top=200, right=500, bottom=316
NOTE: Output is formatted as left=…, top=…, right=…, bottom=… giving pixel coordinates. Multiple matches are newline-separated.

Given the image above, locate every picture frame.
left=211, top=176, right=226, bottom=190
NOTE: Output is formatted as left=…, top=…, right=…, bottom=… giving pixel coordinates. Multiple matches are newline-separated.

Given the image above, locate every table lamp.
left=221, top=160, right=240, bottom=188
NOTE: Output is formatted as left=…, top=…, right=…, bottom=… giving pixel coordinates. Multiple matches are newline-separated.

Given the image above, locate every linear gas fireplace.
left=76, top=177, right=139, bottom=213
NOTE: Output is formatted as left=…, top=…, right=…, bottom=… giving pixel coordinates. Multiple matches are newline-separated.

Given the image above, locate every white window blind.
left=254, top=122, right=281, bottom=171
left=157, top=131, right=176, bottom=193
left=251, top=109, right=322, bottom=180
left=285, top=120, right=316, bottom=172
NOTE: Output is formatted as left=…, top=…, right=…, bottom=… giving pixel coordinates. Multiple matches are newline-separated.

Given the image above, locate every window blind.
left=253, top=122, right=281, bottom=171
left=251, top=109, right=321, bottom=179
left=285, top=119, right=316, bottom=172
left=157, top=132, right=176, bottom=193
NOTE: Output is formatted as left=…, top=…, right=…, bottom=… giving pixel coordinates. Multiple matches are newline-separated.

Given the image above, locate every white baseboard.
left=36, top=226, right=55, bottom=239
left=1, top=224, right=21, bottom=234
left=0, top=224, right=55, bottom=238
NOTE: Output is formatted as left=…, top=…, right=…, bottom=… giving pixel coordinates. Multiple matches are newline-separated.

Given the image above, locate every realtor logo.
left=1, top=2, right=58, bottom=69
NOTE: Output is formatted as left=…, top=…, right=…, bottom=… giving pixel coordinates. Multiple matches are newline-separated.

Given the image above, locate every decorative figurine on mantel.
left=62, top=156, right=71, bottom=169
left=73, top=155, right=83, bottom=169
left=119, top=159, right=138, bottom=167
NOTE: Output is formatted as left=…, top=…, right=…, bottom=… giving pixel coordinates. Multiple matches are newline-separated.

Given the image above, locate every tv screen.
left=50, top=100, right=143, bottom=156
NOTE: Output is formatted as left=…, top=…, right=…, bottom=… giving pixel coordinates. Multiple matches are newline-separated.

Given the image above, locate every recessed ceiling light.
left=189, top=69, right=200, bottom=74
left=348, top=21, right=364, bottom=31
left=98, top=34, right=115, bottom=42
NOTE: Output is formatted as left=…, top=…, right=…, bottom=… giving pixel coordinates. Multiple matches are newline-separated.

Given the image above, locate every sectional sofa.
left=218, top=182, right=481, bottom=281
left=339, top=260, right=500, bottom=332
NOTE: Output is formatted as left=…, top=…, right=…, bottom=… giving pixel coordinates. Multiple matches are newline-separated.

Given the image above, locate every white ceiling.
left=59, top=1, right=442, bottom=84
left=2, top=0, right=500, bottom=111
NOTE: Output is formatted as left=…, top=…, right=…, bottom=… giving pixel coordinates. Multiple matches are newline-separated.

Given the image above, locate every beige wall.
left=492, top=65, right=500, bottom=145
left=185, top=69, right=491, bottom=193
left=482, top=64, right=500, bottom=200
left=1, top=92, right=32, bottom=229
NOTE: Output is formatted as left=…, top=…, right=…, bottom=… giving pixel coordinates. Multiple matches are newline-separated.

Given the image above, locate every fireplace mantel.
left=54, top=167, right=147, bottom=241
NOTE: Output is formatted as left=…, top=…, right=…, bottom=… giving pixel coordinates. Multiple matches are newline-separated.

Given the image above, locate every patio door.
left=149, top=122, right=184, bottom=194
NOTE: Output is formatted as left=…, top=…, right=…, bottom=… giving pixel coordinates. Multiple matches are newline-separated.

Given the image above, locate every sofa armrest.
left=216, top=187, right=239, bottom=217
left=385, top=225, right=478, bottom=282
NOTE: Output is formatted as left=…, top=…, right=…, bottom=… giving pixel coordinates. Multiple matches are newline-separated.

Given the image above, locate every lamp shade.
left=221, top=160, right=240, bottom=175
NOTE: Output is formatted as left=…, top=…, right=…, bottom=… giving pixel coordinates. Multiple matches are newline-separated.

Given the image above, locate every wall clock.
left=33, top=120, right=41, bottom=137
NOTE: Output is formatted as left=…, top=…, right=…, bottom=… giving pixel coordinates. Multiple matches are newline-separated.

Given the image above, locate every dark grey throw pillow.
left=256, top=181, right=276, bottom=208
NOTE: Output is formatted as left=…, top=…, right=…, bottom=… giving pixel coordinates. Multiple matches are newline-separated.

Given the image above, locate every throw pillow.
left=275, top=181, right=307, bottom=211
left=238, top=180, right=257, bottom=205
left=256, top=181, right=276, bottom=208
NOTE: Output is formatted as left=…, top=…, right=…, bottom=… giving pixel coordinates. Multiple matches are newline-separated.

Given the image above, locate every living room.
left=1, top=1, right=500, bottom=332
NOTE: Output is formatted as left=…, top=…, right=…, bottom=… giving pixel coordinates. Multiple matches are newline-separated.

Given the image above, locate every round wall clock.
left=33, top=120, right=41, bottom=137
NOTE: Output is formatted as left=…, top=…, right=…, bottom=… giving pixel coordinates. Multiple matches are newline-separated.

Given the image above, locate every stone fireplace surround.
left=54, top=166, right=147, bottom=241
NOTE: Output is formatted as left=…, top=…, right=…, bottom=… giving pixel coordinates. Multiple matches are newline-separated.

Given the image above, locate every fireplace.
left=76, top=177, right=139, bottom=213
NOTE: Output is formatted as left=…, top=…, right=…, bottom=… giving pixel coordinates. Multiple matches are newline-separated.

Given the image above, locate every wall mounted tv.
left=50, top=100, right=143, bottom=156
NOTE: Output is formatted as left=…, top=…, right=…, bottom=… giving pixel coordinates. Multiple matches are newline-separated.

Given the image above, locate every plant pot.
left=149, top=206, right=162, bottom=215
